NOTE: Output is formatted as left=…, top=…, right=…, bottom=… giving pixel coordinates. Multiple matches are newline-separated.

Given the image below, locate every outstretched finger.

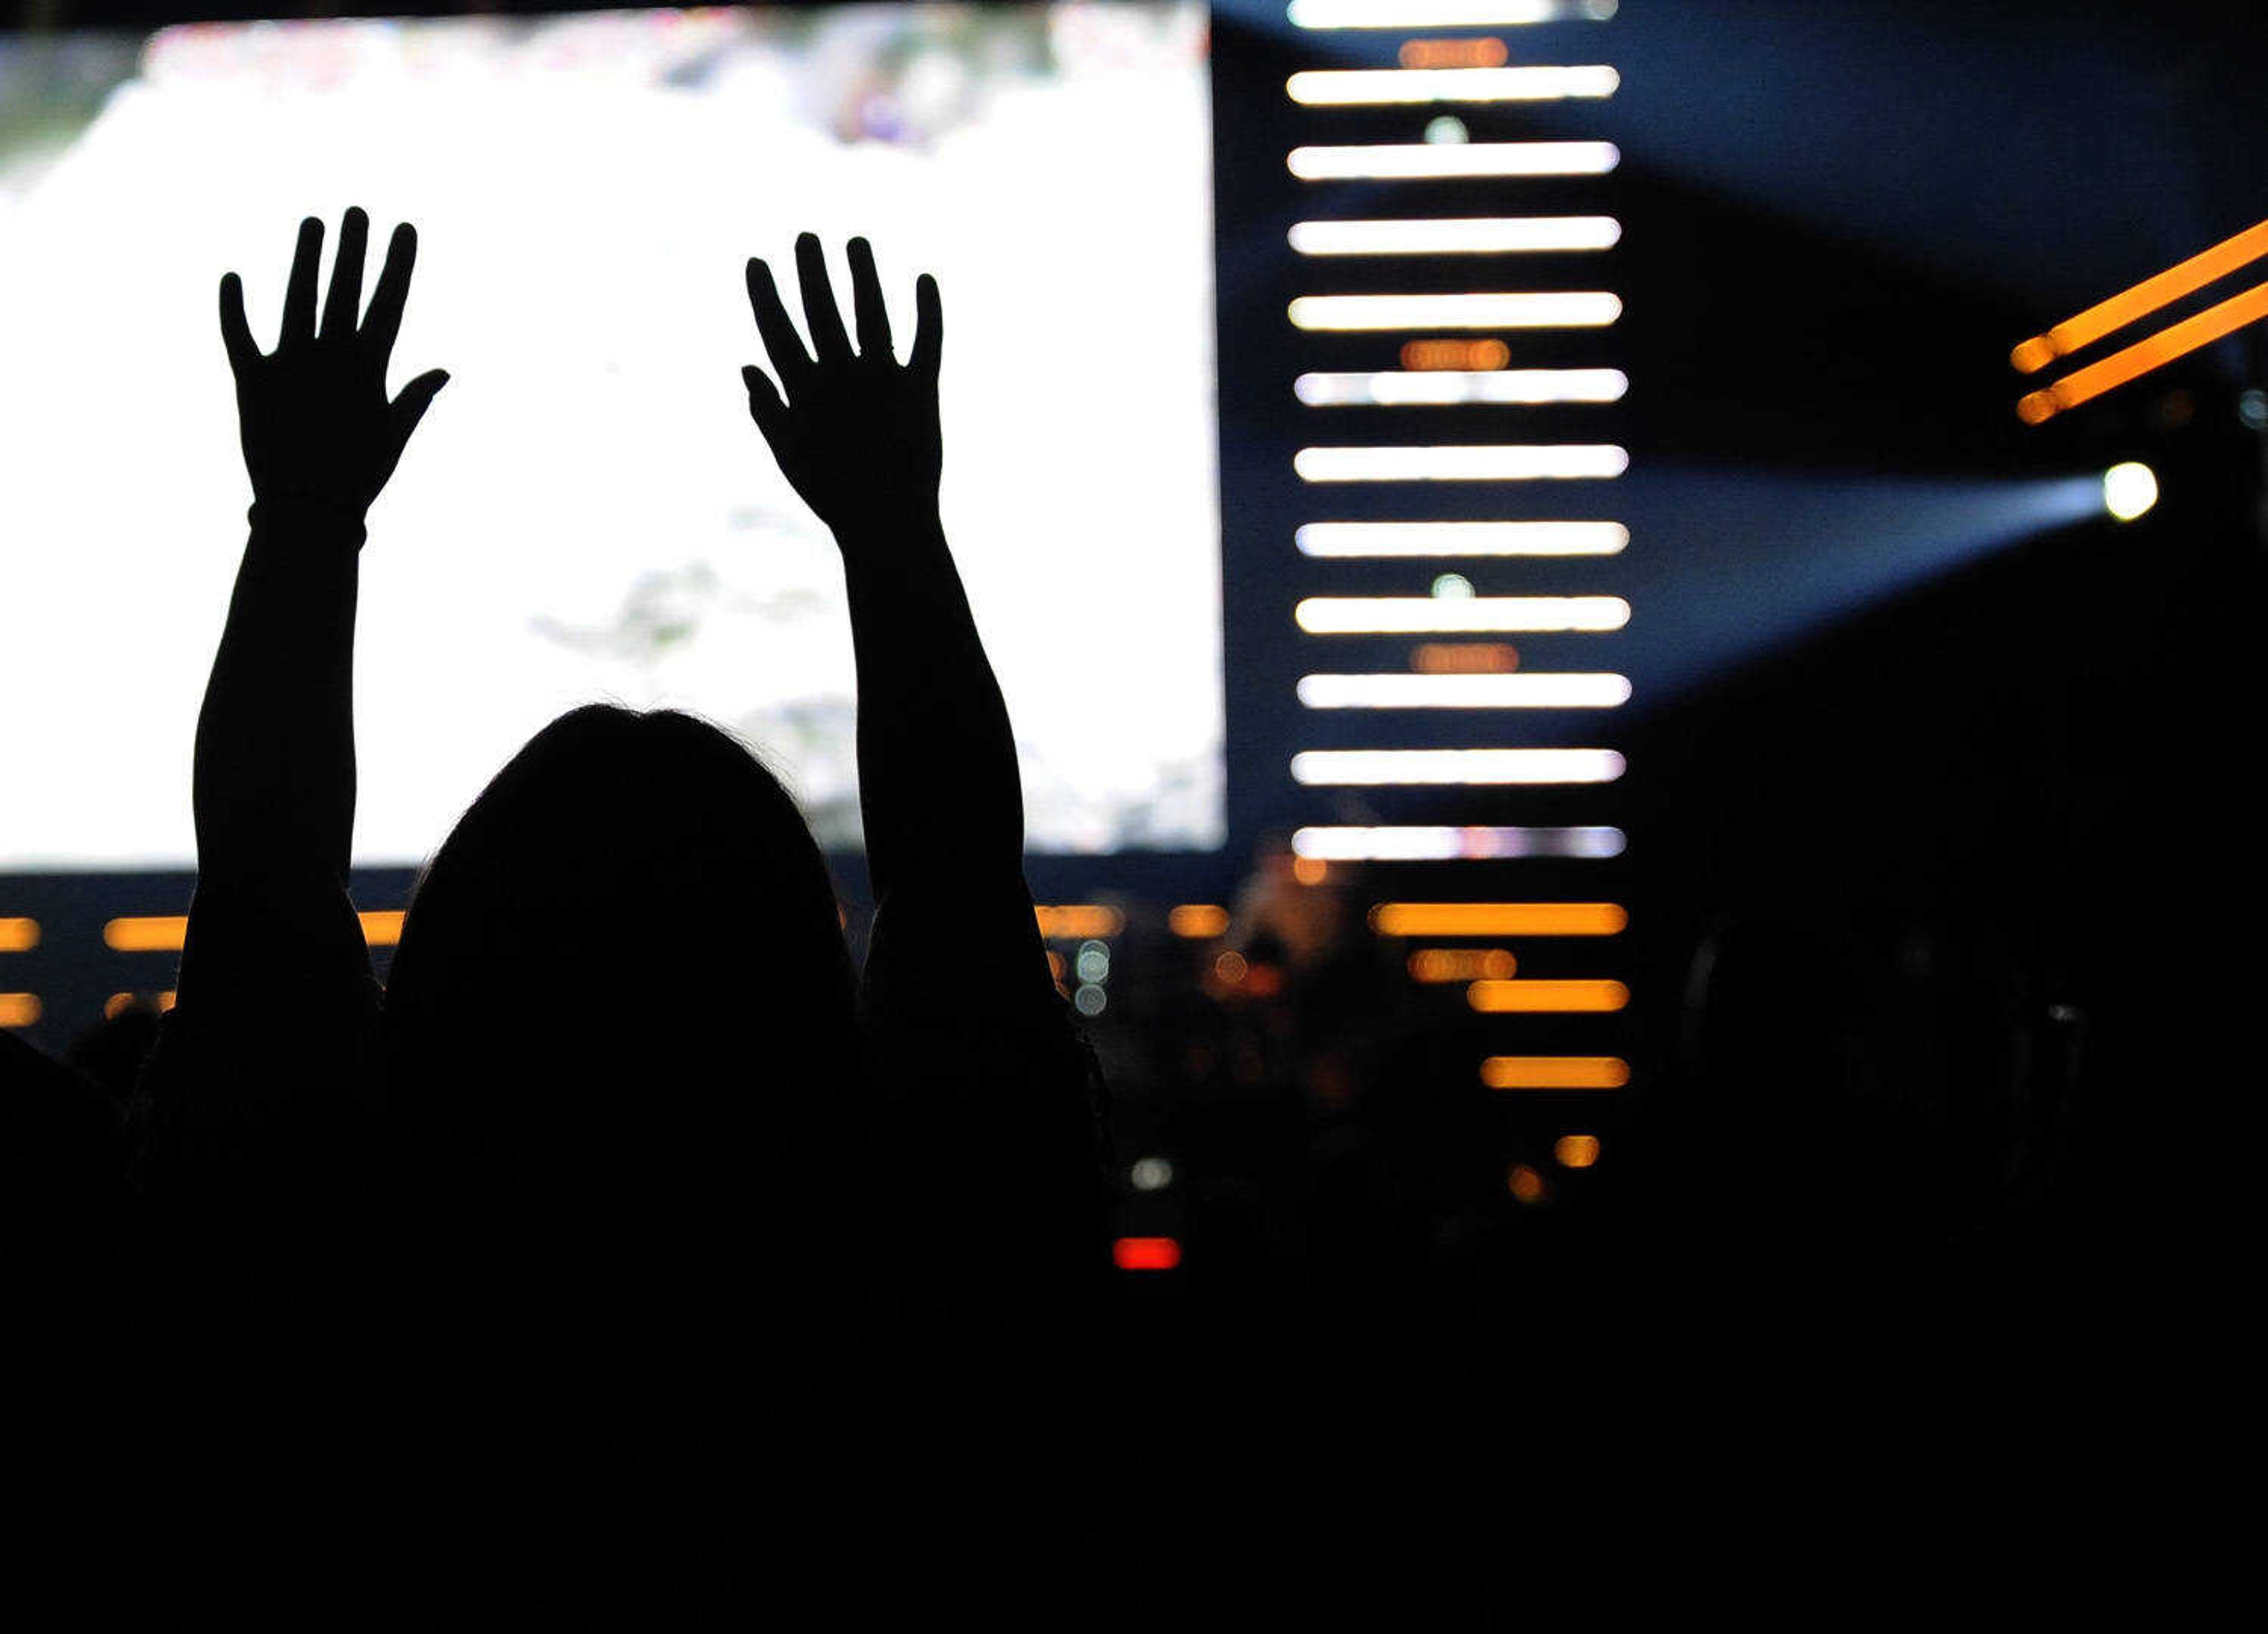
left=322, top=207, right=369, bottom=340
left=794, top=233, right=853, bottom=364
left=281, top=216, right=324, bottom=345
left=846, top=237, right=892, bottom=363
left=742, top=364, right=790, bottom=443
left=745, top=257, right=813, bottom=386
left=363, top=221, right=419, bottom=361
left=219, top=273, right=259, bottom=374
left=910, top=271, right=942, bottom=380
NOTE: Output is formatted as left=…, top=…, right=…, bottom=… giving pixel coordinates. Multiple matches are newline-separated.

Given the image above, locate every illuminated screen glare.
left=0, top=3, right=1222, bottom=866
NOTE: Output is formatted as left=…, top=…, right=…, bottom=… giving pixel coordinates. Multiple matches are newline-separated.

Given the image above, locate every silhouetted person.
left=131, top=210, right=1106, bottom=1608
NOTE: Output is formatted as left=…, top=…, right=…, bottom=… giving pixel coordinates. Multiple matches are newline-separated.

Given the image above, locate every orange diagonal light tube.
left=2019, top=275, right=2268, bottom=424
left=2011, top=217, right=2268, bottom=374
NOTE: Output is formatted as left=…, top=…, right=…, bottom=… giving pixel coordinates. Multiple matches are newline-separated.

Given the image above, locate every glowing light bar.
left=1292, top=748, right=1623, bottom=784
left=1292, top=216, right=1622, bottom=258
left=1035, top=904, right=1126, bottom=940
left=1401, top=37, right=1508, bottom=69
left=1288, top=0, right=1618, bottom=27
left=1286, top=66, right=1619, bottom=105
left=1297, top=671, right=1629, bottom=707
left=1481, top=1055, right=1630, bottom=1090
left=1293, top=824, right=1625, bottom=860
left=1168, top=904, right=1231, bottom=938
left=1296, top=595, right=1628, bottom=632
left=1295, top=368, right=1627, bottom=406
left=1288, top=142, right=1619, bottom=182
left=2018, top=277, right=2268, bottom=424
left=2012, top=218, right=2268, bottom=373
left=1296, top=445, right=1627, bottom=482
left=1408, top=947, right=1517, bottom=982
left=103, top=916, right=187, bottom=952
left=1371, top=901, right=1627, bottom=935
left=0, top=918, right=38, bottom=953
left=1289, top=292, right=1619, bottom=331
left=1555, top=1133, right=1602, bottom=1167
left=1113, top=1236, right=1182, bottom=1272
left=359, top=911, right=404, bottom=947
left=1299, top=521, right=1626, bottom=557
left=1405, top=339, right=1510, bottom=370
left=1413, top=642, right=1518, bottom=671
left=1468, top=977, right=1629, bottom=1012
left=0, top=994, right=41, bottom=1028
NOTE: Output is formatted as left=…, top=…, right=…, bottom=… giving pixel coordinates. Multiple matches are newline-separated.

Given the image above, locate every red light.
left=1113, top=1235, right=1182, bottom=1272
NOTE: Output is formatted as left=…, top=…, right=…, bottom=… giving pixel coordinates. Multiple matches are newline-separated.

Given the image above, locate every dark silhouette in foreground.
left=125, top=210, right=1105, bottom=1606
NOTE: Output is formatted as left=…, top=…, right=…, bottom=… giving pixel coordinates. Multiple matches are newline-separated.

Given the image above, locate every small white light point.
left=2103, top=461, right=2158, bottom=521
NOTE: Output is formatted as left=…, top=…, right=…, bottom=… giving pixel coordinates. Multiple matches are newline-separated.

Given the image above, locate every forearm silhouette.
left=195, top=209, right=447, bottom=891
left=742, top=234, right=1027, bottom=904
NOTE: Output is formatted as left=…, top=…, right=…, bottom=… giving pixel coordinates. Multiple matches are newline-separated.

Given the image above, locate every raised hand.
left=219, top=208, right=449, bottom=520
left=742, top=233, right=942, bottom=536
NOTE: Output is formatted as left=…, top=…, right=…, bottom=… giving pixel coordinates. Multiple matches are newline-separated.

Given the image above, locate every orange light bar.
left=1370, top=901, right=1626, bottom=937
left=0, top=918, right=38, bottom=953
left=103, top=916, right=187, bottom=952
left=1468, top=977, right=1628, bottom=1012
left=1413, top=642, right=1518, bottom=673
left=1168, top=904, right=1231, bottom=938
left=2011, top=217, right=2268, bottom=374
left=103, top=990, right=177, bottom=1019
left=1409, top=947, right=1517, bottom=983
left=359, top=911, right=405, bottom=947
left=1402, top=338, right=1510, bottom=370
left=0, top=994, right=42, bottom=1028
left=1554, top=1133, right=1601, bottom=1168
left=1036, top=904, right=1126, bottom=940
left=1481, top=1055, right=1630, bottom=1090
left=1113, top=1235, right=1183, bottom=1271
left=1400, top=36, right=1508, bottom=68
left=2019, top=276, right=2268, bottom=424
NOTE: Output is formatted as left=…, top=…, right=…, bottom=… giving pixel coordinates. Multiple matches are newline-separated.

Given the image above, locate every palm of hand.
left=744, top=234, right=943, bottom=534
left=220, top=209, right=448, bottom=518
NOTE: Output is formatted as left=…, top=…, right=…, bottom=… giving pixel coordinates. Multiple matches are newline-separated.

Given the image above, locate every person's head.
left=383, top=705, right=859, bottom=1170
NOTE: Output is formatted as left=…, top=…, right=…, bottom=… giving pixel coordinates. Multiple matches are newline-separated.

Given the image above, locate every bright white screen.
left=0, top=3, right=1221, bottom=866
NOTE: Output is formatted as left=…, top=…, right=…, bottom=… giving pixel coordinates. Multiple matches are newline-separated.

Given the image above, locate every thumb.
left=387, top=368, right=450, bottom=454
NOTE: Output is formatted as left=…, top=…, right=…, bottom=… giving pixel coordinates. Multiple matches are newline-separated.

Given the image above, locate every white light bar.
left=1286, top=66, right=1619, bottom=105
left=1289, top=217, right=1621, bottom=256
left=1288, top=142, right=1620, bottom=181
left=1295, top=368, right=1627, bottom=406
left=1297, top=521, right=1628, bottom=557
left=1291, top=749, right=1625, bottom=785
left=1293, top=824, right=1627, bottom=860
left=1295, top=445, right=1628, bottom=482
left=1295, top=595, right=1629, bottom=632
left=1298, top=673, right=1630, bottom=708
left=1288, top=0, right=1618, bottom=27
left=1289, top=292, right=1619, bottom=331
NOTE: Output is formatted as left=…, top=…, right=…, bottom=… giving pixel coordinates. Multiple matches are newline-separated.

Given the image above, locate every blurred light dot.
left=1291, top=856, right=1329, bottom=886
left=1507, top=1163, right=1546, bottom=1204
left=1130, top=1156, right=1174, bottom=1192
left=1076, top=945, right=1110, bottom=982
left=1074, top=983, right=1107, bottom=1016
left=1425, top=115, right=1468, bottom=144
left=1214, top=950, right=1249, bottom=984
left=1554, top=1133, right=1602, bottom=1169
left=1430, top=573, right=1474, bottom=599
left=2103, top=461, right=2158, bottom=521
left=2240, top=388, right=2268, bottom=429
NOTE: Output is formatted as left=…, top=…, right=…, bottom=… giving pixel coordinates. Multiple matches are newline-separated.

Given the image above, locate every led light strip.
left=2012, top=217, right=2268, bottom=373
left=1289, top=292, right=1620, bottom=331
left=1289, top=217, right=1621, bottom=257
left=1292, top=825, right=1627, bottom=860
left=1295, top=368, right=1626, bottom=405
left=1294, top=445, right=1628, bottom=481
left=2018, top=277, right=2268, bottom=424
left=1290, top=748, right=1624, bottom=784
left=1288, top=142, right=1620, bottom=181
left=1295, top=594, right=1628, bottom=632
left=1296, top=521, right=1627, bottom=557
left=1286, top=66, right=1619, bottom=105
left=1296, top=671, right=1630, bottom=707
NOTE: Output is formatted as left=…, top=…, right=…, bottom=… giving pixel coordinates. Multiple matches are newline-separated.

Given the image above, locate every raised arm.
left=195, top=208, right=447, bottom=893
left=741, top=235, right=1024, bottom=906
